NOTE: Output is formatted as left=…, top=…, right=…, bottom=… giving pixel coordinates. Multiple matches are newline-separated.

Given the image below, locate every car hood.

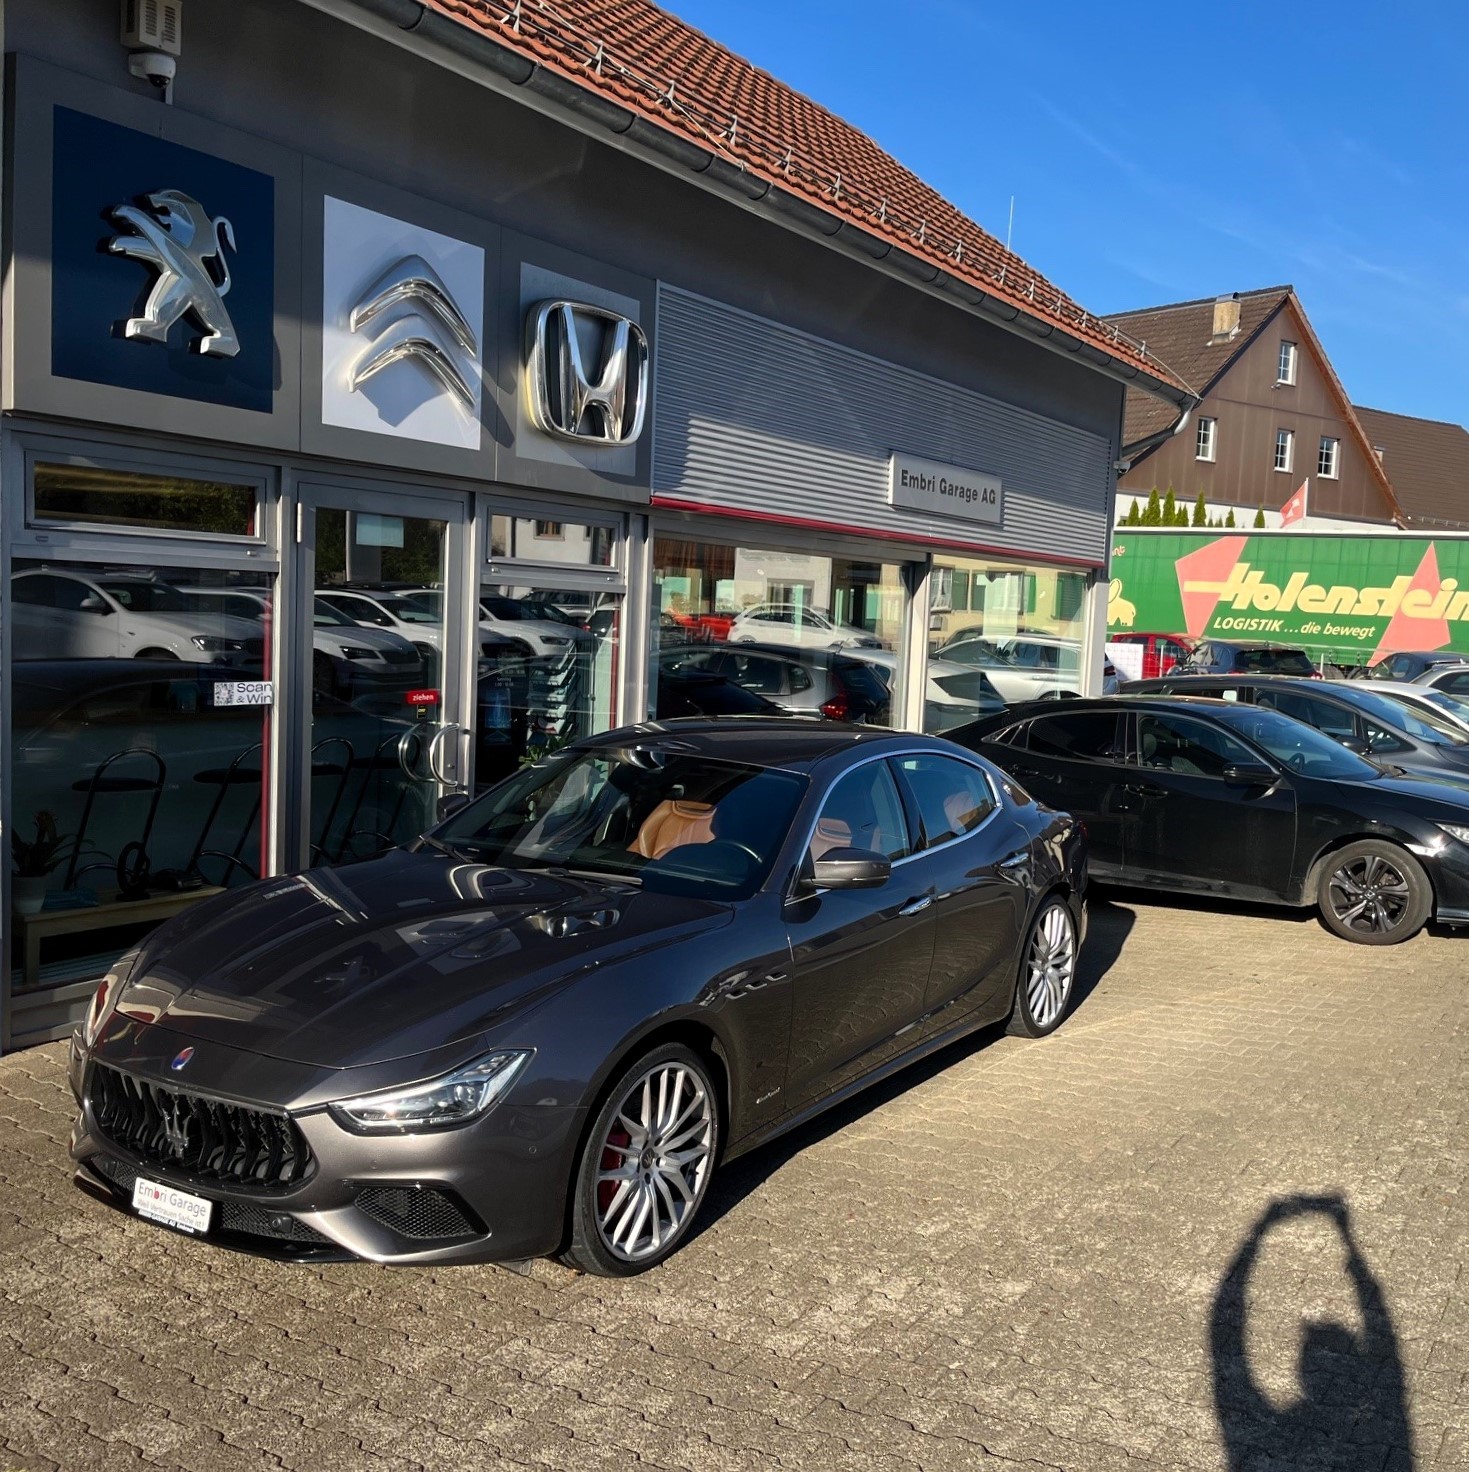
left=316, top=622, right=416, bottom=654
left=111, top=851, right=733, bottom=1069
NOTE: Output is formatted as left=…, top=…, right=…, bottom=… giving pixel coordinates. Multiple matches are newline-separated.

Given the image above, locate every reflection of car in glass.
left=177, top=587, right=425, bottom=692
left=950, top=694, right=1469, bottom=944
left=728, top=603, right=883, bottom=650
left=1122, top=675, right=1469, bottom=784
left=12, top=661, right=422, bottom=893
left=13, top=570, right=263, bottom=669
left=660, top=644, right=891, bottom=722
left=653, top=670, right=787, bottom=721
left=857, top=648, right=1007, bottom=731
left=316, top=588, right=443, bottom=666
left=1173, top=640, right=1319, bottom=677
left=1105, top=632, right=1193, bottom=682
left=72, top=722, right=1086, bottom=1273
left=475, top=595, right=585, bottom=659
left=937, top=633, right=1114, bottom=702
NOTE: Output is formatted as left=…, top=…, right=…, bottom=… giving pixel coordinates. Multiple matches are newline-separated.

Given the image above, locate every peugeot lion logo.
left=106, top=190, right=240, bottom=357
left=345, top=255, right=477, bottom=412
left=170, top=1046, right=195, bottom=1072
left=526, top=300, right=648, bottom=445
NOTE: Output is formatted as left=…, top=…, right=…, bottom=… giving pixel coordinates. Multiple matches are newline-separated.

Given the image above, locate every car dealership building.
left=0, top=0, right=1193, bottom=1049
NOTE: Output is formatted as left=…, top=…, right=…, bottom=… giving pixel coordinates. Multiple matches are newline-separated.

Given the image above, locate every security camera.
left=128, top=50, right=176, bottom=89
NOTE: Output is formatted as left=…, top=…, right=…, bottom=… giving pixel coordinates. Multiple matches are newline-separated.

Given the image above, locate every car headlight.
left=542, top=636, right=571, bottom=647
left=329, top=1050, right=532, bottom=1133
left=79, top=947, right=142, bottom=1051
left=338, top=644, right=375, bottom=660
left=1437, top=822, right=1469, bottom=846
left=191, top=635, right=246, bottom=653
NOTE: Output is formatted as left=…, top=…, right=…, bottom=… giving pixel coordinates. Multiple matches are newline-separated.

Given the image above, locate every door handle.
left=997, top=851, right=1030, bottom=873
left=898, top=895, right=933, bottom=916
left=426, top=723, right=465, bottom=788
left=396, top=728, right=427, bottom=781
left=1124, top=781, right=1166, bottom=797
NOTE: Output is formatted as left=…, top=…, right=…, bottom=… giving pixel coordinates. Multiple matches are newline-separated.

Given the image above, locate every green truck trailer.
left=1106, top=529, right=1469, bottom=669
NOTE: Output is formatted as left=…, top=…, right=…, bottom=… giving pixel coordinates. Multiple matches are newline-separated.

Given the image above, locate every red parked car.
left=1106, top=632, right=1193, bottom=682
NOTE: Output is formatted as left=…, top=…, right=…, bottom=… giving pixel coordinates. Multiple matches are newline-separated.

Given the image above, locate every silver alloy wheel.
left=1026, top=902, right=1077, bottom=1030
left=595, top=1061, right=715, bottom=1263
left=1327, top=853, right=1412, bottom=935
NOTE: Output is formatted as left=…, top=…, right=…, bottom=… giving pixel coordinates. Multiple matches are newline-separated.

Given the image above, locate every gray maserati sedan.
left=70, top=720, right=1086, bottom=1275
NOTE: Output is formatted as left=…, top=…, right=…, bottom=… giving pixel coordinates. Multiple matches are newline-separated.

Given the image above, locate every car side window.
left=1254, top=689, right=1355, bottom=740
left=788, top=665, right=813, bottom=693
left=338, top=596, right=389, bottom=627
left=12, top=575, right=59, bottom=606
left=1026, top=712, right=1123, bottom=763
left=1437, top=672, right=1469, bottom=696
left=891, top=755, right=996, bottom=847
left=1135, top=713, right=1257, bottom=778
left=726, top=654, right=786, bottom=695
left=810, top=762, right=912, bottom=863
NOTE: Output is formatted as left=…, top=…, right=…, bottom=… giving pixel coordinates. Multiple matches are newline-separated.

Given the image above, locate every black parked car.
left=1122, top=674, right=1469, bottom=784
left=948, top=695, right=1469, bottom=944
left=70, top=722, right=1086, bottom=1274
left=1173, top=641, right=1319, bottom=677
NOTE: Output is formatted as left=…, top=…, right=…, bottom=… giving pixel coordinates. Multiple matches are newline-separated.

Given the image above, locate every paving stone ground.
left=1, top=892, right=1466, bottom=1471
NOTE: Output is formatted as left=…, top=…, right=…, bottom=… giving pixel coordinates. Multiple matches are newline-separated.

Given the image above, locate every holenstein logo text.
left=1185, top=562, right=1469, bottom=622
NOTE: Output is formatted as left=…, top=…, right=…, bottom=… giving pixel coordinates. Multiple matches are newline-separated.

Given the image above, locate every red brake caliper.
left=598, top=1124, right=631, bottom=1215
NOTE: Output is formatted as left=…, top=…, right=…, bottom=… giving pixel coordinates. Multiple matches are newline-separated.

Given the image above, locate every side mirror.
left=1339, top=735, right=1368, bottom=755
left=1223, top=762, right=1276, bottom=784
left=79, top=595, right=112, bottom=615
left=810, top=847, right=891, bottom=891
left=436, top=792, right=470, bottom=821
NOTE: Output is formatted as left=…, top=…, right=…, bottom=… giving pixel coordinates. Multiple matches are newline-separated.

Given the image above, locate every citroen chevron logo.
left=526, top=299, right=649, bottom=445
left=346, top=255, right=476, bottom=412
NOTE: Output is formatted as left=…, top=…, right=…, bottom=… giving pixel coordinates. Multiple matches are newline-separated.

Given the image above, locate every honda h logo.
left=526, top=300, right=648, bottom=445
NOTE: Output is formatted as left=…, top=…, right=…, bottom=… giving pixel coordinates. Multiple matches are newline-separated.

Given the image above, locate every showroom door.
left=291, top=484, right=471, bottom=869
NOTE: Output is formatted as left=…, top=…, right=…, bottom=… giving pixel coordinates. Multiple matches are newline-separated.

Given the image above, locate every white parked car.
left=728, top=603, right=883, bottom=651
left=316, top=587, right=446, bottom=665
left=12, top=569, right=263, bottom=668
left=1371, top=680, right=1469, bottom=734
left=938, top=632, right=1117, bottom=702
left=178, top=587, right=425, bottom=690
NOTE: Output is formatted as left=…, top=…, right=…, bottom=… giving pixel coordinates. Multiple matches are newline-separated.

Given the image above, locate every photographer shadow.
left=1210, top=1194, right=1414, bottom=1470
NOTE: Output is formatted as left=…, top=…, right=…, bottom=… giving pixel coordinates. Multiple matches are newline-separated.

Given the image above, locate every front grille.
left=85, top=1154, right=332, bottom=1246
left=354, top=1185, right=481, bottom=1242
left=243, top=637, right=266, bottom=658
left=88, top=1064, right=314, bottom=1189
left=381, top=647, right=419, bottom=666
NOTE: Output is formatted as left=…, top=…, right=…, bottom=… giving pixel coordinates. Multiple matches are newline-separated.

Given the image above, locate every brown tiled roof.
left=417, top=0, right=1192, bottom=399
left=1354, top=406, right=1469, bottom=529
left=1104, top=287, right=1291, bottom=444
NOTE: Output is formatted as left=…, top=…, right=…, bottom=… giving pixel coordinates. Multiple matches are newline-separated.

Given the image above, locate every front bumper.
left=68, top=1032, right=584, bottom=1265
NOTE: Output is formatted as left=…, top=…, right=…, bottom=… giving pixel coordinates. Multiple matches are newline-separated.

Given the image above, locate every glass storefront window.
left=489, top=515, right=616, bottom=566
left=925, top=556, right=1091, bottom=729
left=9, top=557, right=273, bottom=994
left=652, top=537, right=905, bottom=723
left=32, top=462, right=259, bottom=537
left=473, top=580, right=621, bottom=791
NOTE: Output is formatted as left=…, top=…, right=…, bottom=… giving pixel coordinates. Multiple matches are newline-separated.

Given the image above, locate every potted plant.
left=11, top=811, right=71, bottom=915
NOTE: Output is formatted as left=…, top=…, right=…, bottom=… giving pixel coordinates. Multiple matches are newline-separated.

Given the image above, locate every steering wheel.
left=1288, top=751, right=1308, bottom=772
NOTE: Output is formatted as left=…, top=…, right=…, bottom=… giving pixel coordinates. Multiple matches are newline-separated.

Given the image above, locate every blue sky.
left=668, top=0, right=1468, bottom=423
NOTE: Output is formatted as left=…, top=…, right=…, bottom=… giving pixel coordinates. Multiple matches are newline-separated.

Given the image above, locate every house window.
left=1318, top=436, right=1340, bottom=479
left=534, top=521, right=564, bottom=539
left=1277, top=341, right=1298, bottom=385
left=1275, top=429, right=1294, bottom=473
left=1195, top=417, right=1217, bottom=462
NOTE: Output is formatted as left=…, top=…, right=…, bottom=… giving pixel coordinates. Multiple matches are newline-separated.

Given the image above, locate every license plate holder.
left=130, top=1174, right=214, bottom=1235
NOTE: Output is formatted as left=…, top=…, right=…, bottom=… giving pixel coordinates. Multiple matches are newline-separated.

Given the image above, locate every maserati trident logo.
left=160, top=1097, right=192, bottom=1159
left=170, top=1046, right=195, bottom=1072
left=106, top=190, right=240, bottom=357
left=345, top=254, right=476, bottom=412
left=526, top=300, right=648, bottom=445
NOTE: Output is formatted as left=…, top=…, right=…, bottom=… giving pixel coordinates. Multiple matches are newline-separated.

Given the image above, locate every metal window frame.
left=1318, top=436, right=1340, bottom=480
left=1277, top=340, right=1299, bottom=386
left=1195, top=416, right=1217, bottom=463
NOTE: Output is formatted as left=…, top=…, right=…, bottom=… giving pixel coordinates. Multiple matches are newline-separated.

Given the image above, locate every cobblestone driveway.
left=2, top=895, right=1466, bottom=1471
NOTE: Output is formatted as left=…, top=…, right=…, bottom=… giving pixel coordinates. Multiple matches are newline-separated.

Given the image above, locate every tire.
left=562, top=1042, right=720, bottom=1276
left=1317, top=840, right=1431, bottom=945
left=1007, top=895, right=1079, bottom=1038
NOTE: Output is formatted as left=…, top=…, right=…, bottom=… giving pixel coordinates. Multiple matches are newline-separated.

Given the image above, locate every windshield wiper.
left=418, top=834, right=478, bottom=862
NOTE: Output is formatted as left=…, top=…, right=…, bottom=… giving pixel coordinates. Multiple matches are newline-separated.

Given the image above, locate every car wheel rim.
left=1026, top=903, right=1076, bottom=1028
left=595, top=1062, right=714, bottom=1263
left=1328, top=855, right=1411, bottom=934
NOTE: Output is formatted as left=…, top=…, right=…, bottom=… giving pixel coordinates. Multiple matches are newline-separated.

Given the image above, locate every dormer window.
left=1277, top=340, right=1298, bottom=386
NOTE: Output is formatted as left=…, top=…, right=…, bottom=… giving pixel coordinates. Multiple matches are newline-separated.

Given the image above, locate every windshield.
left=1351, top=687, right=1469, bottom=747
left=481, top=596, right=528, bottom=621
left=1417, top=689, right=1469, bottom=726
left=377, top=595, right=437, bottom=624
left=100, top=581, right=189, bottom=613
left=313, top=598, right=356, bottom=627
left=436, top=748, right=807, bottom=899
left=1213, top=706, right=1381, bottom=780
left=1234, top=648, right=1316, bottom=674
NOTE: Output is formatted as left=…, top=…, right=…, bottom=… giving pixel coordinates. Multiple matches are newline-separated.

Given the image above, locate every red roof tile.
left=417, top=0, right=1193, bottom=399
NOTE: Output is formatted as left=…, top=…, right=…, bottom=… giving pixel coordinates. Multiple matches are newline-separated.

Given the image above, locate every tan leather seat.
left=628, top=799, right=717, bottom=859
left=809, top=817, right=853, bottom=861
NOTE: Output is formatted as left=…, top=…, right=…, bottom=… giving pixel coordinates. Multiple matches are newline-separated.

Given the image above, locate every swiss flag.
left=1280, top=479, right=1309, bottom=527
